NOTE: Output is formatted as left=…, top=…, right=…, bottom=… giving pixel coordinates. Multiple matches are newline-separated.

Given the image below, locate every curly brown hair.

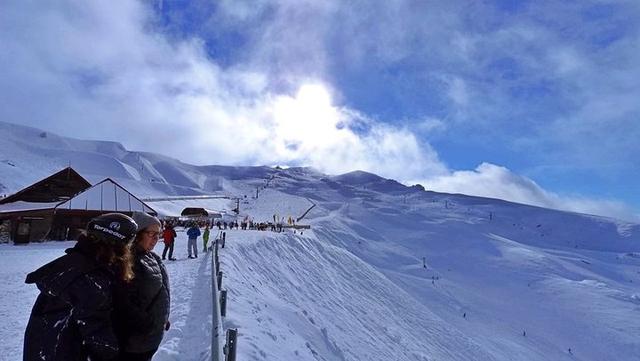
left=77, top=233, right=135, bottom=282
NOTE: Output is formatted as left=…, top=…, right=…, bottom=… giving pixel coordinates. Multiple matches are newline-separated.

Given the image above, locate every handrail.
left=142, top=195, right=230, bottom=202
left=211, top=239, right=224, bottom=361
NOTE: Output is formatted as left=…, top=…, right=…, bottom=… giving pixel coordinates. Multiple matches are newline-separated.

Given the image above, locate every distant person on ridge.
left=202, top=224, right=210, bottom=252
left=186, top=223, right=201, bottom=259
left=23, top=213, right=138, bottom=361
left=113, top=211, right=170, bottom=361
left=161, top=223, right=177, bottom=261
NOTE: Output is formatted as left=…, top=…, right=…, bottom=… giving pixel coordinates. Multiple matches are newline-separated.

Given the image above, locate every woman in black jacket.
left=23, top=213, right=138, bottom=361
left=114, top=212, right=170, bottom=361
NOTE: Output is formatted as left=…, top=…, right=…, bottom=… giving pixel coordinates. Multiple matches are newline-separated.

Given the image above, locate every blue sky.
left=1, top=0, right=638, bottom=221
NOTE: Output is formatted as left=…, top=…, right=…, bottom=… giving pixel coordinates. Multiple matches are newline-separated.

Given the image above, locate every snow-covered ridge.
left=0, top=121, right=274, bottom=198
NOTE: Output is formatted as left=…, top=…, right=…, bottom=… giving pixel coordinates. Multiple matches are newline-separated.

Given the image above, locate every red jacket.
left=162, top=227, right=176, bottom=244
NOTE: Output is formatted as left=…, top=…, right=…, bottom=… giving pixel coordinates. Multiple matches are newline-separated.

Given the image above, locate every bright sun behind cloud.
left=272, top=83, right=354, bottom=155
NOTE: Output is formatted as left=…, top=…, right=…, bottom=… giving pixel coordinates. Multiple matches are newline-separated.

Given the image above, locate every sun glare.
left=272, top=83, right=346, bottom=153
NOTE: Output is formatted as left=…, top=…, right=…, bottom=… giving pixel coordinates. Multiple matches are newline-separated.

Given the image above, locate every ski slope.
left=1, top=122, right=639, bottom=360
left=221, top=181, right=640, bottom=361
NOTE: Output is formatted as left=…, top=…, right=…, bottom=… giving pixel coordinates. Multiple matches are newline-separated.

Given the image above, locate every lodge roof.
left=56, top=178, right=157, bottom=215
left=0, top=201, right=62, bottom=213
left=0, top=167, right=91, bottom=205
left=0, top=169, right=156, bottom=216
left=180, top=207, right=222, bottom=217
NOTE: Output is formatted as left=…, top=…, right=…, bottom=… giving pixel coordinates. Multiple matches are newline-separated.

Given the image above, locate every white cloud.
left=415, top=117, right=446, bottom=134
left=0, top=0, right=447, bottom=182
left=446, top=77, right=470, bottom=108
left=262, top=84, right=449, bottom=179
left=419, top=163, right=639, bottom=222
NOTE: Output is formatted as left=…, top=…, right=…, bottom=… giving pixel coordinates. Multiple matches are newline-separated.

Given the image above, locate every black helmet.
left=87, top=213, right=138, bottom=244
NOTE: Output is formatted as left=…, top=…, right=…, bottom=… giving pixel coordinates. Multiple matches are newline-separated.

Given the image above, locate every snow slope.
left=1, top=121, right=639, bottom=360
left=219, top=169, right=640, bottom=360
left=222, top=231, right=495, bottom=361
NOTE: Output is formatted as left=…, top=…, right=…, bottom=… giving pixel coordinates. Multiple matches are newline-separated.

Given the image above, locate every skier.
left=114, top=212, right=170, bottom=361
left=24, top=213, right=138, bottom=361
left=186, top=223, right=201, bottom=259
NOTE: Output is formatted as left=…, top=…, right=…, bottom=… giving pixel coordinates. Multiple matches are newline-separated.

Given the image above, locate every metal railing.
left=211, top=235, right=238, bottom=361
left=211, top=239, right=224, bottom=361
left=141, top=195, right=231, bottom=202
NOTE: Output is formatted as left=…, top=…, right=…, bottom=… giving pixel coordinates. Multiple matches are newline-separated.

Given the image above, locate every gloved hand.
left=165, top=320, right=171, bottom=331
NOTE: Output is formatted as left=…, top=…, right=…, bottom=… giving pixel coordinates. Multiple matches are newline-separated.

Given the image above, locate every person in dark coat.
left=23, top=213, right=138, bottom=361
left=114, top=212, right=170, bottom=361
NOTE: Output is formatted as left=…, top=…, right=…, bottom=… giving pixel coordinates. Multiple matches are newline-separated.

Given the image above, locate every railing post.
left=214, top=238, right=220, bottom=272
left=225, top=329, right=238, bottom=361
left=220, top=290, right=227, bottom=317
left=211, top=240, right=223, bottom=361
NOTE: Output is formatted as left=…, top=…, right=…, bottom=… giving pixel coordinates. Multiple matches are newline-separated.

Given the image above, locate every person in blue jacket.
left=186, top=223, right=201, bottom=259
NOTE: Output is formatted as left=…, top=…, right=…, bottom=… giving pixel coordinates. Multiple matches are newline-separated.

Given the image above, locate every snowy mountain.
left=0, top=121, right=273, bottom=200
left=1, top=121, right=639, bottom=360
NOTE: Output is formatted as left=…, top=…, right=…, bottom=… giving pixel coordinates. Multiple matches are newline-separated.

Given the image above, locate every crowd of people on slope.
left=217, top=214, right=298, bottom=232
left=23, top=212, right=170, bottom=361
left=156, top=213, right=303, bottom=261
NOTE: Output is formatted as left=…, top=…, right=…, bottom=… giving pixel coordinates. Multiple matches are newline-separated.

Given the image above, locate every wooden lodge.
left=0, top=167, right=156, bottom=244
